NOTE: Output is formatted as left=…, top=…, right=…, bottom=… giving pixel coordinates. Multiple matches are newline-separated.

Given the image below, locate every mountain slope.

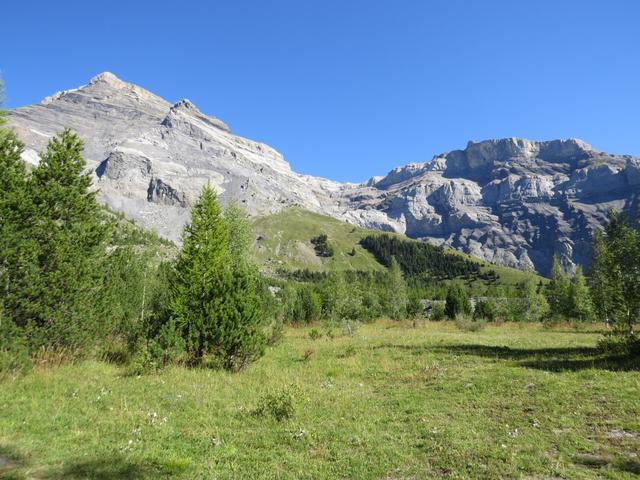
left=8, top=73, right=640, bottom=274
left=339, top=138, right=640, bottom=274
left=9, top=72, right=344, bottom=241
left=252, top=208, right=540, bottom=287
left=251, top=208, right=386, bottom=273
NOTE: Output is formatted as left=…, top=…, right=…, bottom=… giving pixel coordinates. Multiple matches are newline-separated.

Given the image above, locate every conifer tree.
left=224, top=200, right=252, bottom=271
left=2, top=129, right=108, bottom=351
left=590, top=230, right=619, bottom=326
left=548, top=256, right=570, bottom=317
left=170, top=185, right=265, bottom=369
left=590, top=211, right=640, bottom=335
left=387, top=258, right=408, bottom=320
left=445, top=284, right=472, bottom=319
left=519, top=279, right=550, bottom=322
left=568, top=266, right=594, bottom=322
left=25, top=129, right=107, bottom=349
left=0, top=84, right=30, bottom=348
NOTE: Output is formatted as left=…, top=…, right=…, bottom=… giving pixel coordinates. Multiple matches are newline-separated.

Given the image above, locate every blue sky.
left=2, top=1, right=639, bottom=182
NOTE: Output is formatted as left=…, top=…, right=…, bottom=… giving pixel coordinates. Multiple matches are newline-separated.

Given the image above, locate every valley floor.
left=1, top=322, right=639, bottom=479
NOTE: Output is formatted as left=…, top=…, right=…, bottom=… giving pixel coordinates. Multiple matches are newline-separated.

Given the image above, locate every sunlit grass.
left=1, top=321, right=638, bottom=479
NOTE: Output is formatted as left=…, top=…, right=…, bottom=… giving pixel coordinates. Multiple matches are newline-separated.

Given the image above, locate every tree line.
left=1, top=95, right=637, bottom=374
left=0, top=119, right=273, bottom=373
left=360, top=234, right=481, bottom=280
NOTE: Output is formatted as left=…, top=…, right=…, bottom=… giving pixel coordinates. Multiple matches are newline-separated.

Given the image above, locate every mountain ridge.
left=8, top=72, right=639, bottom=275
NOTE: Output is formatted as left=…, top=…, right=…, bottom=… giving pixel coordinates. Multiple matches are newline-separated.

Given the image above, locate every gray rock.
left=8, top=73, right=639, bottom=275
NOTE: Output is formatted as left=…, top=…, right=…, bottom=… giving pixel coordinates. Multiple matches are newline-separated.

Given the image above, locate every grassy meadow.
left=1, top=321, right=639, bottom=479
left=251, top=208, right=540, bottom=288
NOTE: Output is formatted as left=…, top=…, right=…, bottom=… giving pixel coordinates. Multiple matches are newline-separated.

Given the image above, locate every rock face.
left=9, top=72, right=344, bottom=240
left=341, top=138, right=640, bottom=274
left=8, top=73, right=639, bottom=274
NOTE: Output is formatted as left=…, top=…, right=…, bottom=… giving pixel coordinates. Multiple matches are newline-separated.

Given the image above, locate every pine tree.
left=387, top=258, right=408, bottom=320
left=445, top=284, right=472, bottom=319
left=2, top=129, right=108, bottom=351
left=589, top=212, right=640, bottom=335
left=170, top=185, right=265, bottom=369
left=589, top=230, right=619, bottom=326
left=548, top=256, right=570, bottom=317
left=568, top=266, right=594, bottom=322
left=519, top=279, right=550, bottom=322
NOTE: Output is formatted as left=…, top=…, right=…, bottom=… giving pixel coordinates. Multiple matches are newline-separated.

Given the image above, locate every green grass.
left=2, top=322, right=639, bottom=479
left=252, top=208, right=385, bottom=273
left=252, top=208, right=541, bottom=287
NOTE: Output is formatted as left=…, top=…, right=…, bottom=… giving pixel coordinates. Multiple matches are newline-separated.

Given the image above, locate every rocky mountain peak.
left=172, top=98, right=198, bottom=111
left=8, top=73, right=640, bottom=275
left=162, top=98, right=231, bottom=133
left=89, top=71, right=126, bottom=87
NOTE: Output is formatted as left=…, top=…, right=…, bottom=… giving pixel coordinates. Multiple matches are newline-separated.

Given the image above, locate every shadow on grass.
left=435, top=344, right=640, bottom=372
left=373, top=342, right=640, bottom=372
left=40, top=455, right=166, bottom=480
left=0, top=444, right=30, bottom=479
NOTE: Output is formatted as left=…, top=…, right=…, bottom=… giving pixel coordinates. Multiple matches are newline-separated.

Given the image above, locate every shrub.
left=455, top=314, right=486, bottom=332
left=445, top=285, right=472, bottom=319
left=597, top=333, right=640, bottom=356
left=0, top=316, right=31, bottom=377
left=474, top=299, right=497, bottom=322
left=310, top=234, right=334, bottom=257
left=265, top=315, right=285, bottom=346
left=429, top=302, right=446, bottom=321
left=309, top=328, right=322, bottom=341
left=255, top=387, right=296, bottom=421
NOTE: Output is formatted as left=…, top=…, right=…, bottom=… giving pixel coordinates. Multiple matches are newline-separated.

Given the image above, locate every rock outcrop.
left=341, top=138, right=639, bottom=274
left=8, top=73, right=639, bottom=274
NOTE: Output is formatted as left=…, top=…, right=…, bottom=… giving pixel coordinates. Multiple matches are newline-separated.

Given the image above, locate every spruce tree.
left=0, top=87, right=30, bottom=352
left=170, top=185, right=265, bottom=369
left=2, top=129, right=108, bottom=351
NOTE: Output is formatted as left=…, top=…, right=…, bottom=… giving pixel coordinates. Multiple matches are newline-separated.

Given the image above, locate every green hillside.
left=252, top=208, right=542, bottom=286
left=251, top=208, right=385, bottom=273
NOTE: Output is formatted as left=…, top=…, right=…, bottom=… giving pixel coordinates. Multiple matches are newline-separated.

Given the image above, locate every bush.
left=310, top=234, right=334, bottom=257
left=597, top=333, right=640, bottom=356
left=0, top=316, right=31, bottom=377
left=429, top=302, right=446, bottom=321
left=445, top=285, right=472, bottom=319
left=455, top=314, right=486, bottom=332
left=255, top=387, right=296, bottom=421
left=474, top=299, right=497, bottom=322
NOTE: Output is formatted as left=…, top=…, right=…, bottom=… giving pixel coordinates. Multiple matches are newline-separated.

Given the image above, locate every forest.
left=1, top=113, right=639, bottom=379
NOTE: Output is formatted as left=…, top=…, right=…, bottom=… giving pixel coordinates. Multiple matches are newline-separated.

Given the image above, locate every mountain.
left=340, top=138, right=640, bottom=275
left=8, top=72, right=640, bottom=275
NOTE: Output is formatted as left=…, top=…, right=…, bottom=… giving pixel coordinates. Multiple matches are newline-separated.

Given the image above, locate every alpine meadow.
left=2, top=2, right=640, bottom=478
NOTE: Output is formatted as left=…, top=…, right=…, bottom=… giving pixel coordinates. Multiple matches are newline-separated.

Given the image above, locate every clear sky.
left=2, top=0, right=639, bottom=182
